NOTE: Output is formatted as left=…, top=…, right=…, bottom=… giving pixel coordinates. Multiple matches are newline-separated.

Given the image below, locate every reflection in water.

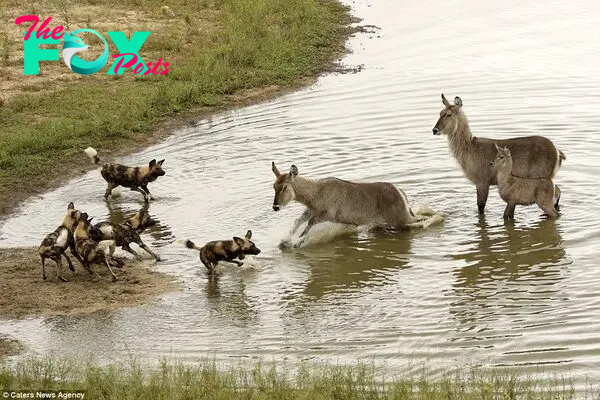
left=448, top=218, right=570, bottom=333
left=294, top=230, right=412, bottom=300
left=104, top=201, right=175, bottom=246
left=203, top=272, right=260, bottom=328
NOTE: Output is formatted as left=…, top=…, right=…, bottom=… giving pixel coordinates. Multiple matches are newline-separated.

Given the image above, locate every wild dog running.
left=184, top=230, right=261, bottom=274
left=84, top=147, right=166, bottom=202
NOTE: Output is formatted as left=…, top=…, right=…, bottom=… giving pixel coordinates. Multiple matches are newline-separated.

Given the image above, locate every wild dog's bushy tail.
left=84, top=147, right=101, bottom=165
left=184, top=240, right=202, bottom=252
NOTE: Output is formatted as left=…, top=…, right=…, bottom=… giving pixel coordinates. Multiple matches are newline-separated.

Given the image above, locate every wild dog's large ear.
left=454, top=96, right=463, bottom=108
left=233, top=236, right=245, bottom=247
left=67, top=202, right=75, bottom=210
left=289, top=165, right=298, bottom=180
left=149, top=159, right=157, bottom=168
left=245, top=230, right=252, bottom=239
left=157, top=159, right=165, bottom=166
left=441, top=93, right=451, bottom=107
left=80, top=212, right=88, bottom=221
left=272, top=161, right=280, bottom=177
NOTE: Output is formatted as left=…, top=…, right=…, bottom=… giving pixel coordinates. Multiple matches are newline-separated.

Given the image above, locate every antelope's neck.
left=448, top=119, right=475, bottom=163
left=292, top=176, right=318, bottom=208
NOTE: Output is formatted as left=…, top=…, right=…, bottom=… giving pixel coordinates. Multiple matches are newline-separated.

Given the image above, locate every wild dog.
left=74, top=212, right=124, bottom=282
left=271, top=161, right=421, bottom=247
left=89, top=205, right=161, bottom=261
left=38, top=202, right=86, bottom=282
left=491, top=144, right=560, bottom=220
left=84, top=147, right=165, bottom=202
left=432, top=94, right=565, bottom=215
left=184, top=230, right=261, bottom=274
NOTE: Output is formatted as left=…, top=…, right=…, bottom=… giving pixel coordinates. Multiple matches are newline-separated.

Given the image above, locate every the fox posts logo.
left=15, top=15, right=171, bottom=76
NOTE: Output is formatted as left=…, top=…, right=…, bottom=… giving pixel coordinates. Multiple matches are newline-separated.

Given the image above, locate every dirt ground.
left=0, top=247, right=182, bottom=320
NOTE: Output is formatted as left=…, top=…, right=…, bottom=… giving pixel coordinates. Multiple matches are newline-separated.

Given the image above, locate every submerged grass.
left=1, top=357, right=599, bottom=399
left=0, top=0, right=355, bottom=197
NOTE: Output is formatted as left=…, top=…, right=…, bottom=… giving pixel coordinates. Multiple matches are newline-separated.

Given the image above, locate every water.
left=2, top=0, right=600, bottom=390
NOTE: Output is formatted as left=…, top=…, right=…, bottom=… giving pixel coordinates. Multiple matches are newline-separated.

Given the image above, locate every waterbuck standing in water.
left=491, top=144, right=560, bottom=220
left=432, top=94, right=565, bottom=215
left=271, top=162, right=420, bottom=247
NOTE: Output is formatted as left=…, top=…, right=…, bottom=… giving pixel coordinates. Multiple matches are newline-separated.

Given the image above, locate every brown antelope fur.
left=491, top=144, right=560, bottom=220
left=271, top=161, right=419, bottom=247
left=432, top=94, right=565, bottom=214
left=38, top=202, right=86, bottom=282
left=74, top=213, right=124, bottom=282
left=90, top=205, right=161, bottom=261
left=84, top=147, right=165, bottom=203
left=185, top=230, right=261, bottom=274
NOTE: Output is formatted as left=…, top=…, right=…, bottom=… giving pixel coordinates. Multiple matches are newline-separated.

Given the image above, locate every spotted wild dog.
left=84, top=147, right=166, bottom=202
left=89, top=205, right=161, bottom=261
left=74, top=212, right=124, bottom=282
left=184, top=230, right=261, bottom=274
left=38, top=202, right=86, bottom=282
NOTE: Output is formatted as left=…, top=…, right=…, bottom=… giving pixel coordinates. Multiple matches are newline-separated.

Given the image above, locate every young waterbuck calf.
left=38, top=202, right=86, bottom=282
left=184, top=230, right=261, bottom=275
left=432, top=94, right=565, bottom=215
left=271, top=161, right=419, bottom=247
left=491, top=144, right=560, bottom=220
left=89, top=205, right=161, bottom=261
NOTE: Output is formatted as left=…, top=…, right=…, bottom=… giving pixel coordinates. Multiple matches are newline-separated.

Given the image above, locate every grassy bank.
left=1, top=357, right=597, bottom=399
left=0, top=0, right=356, bottom=217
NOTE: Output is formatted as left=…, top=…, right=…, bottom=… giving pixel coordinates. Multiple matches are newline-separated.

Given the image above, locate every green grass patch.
left=0, top=0, right=355, bottom=193
left=1, top=356, right=598, bottom=399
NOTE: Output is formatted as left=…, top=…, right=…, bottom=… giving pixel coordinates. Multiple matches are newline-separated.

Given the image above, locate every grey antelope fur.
left=271, top=161, right=421, bottom=247
left=432, top=94, right=566, bottom=214
left=491, top=144, right=560, bottom=220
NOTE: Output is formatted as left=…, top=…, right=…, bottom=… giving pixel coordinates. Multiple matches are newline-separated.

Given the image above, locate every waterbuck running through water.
left=271, top=161, right=420, bottom=247
left=432, top=94, right=565, bottom=215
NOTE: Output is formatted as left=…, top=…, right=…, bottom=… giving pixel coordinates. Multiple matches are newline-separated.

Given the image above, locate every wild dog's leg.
left=141, top=184, right=154, bottom=201
left=52, top=255, right=68, bottom=282
left=503, top=203, right=516, bottom=220
left=102, top=255, right=118, bottom=282
left=62, top=252, right=75, bottom=272
left=290, top=209, right=311, bottom=235
left=130, top=187, right=149, bottom=203
left=104, top=182, right=116, bottom=199
left=69, top=242, right=85, bottom=267
left=476, top=184, right=490, bottom=215
left=230, top=260, right=243, bottom=266
left=86, top=263, right=103, bottom=281
left=199, top=253, right=216, bottom=274
left=122, top=244, right=143, bottom=261
left=41, top=256, right=47, bottom=280
left=138, top=243, right=161, bottom=262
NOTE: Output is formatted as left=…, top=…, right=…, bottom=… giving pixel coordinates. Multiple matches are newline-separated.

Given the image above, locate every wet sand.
left=0, top=247, right=182, bottom=320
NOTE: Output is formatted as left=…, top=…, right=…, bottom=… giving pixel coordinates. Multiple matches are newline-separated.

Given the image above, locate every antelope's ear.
left=67, top=202, right=75, bottom=210
left=454, top=96, right=463, bottom=108
left=289, top=165, right=298, bottom=179
left=503, top=146, right=511, bottom=155
left=441, top=93, right=451, bottom=107
left=494, top=143, right=501, bottom=152
left=272, top=161, right=280, bottom=177
left=245, top=230, right=252, bottom=239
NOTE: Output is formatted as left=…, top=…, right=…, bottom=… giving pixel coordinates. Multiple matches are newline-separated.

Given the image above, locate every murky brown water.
left=2, top=0, right=600, bottom=390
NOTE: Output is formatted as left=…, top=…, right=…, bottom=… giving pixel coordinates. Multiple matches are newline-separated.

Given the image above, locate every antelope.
left=432, top=94, right=565, bottom=215
left=491, top=144, right=560, bottom=220
left=271, top=161, right=419, bottom=247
